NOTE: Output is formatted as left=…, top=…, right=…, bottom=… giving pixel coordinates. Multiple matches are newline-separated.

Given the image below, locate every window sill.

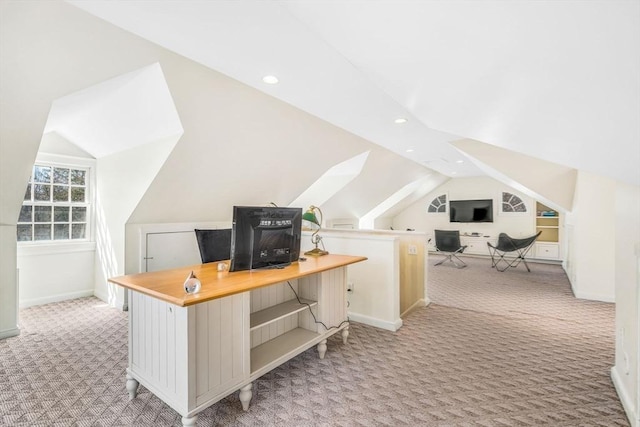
left=17, top=241, right=96, bottom=257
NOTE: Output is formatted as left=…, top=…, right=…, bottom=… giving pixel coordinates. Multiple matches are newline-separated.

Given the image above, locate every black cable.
left=287, top=281, right=349, bottom=332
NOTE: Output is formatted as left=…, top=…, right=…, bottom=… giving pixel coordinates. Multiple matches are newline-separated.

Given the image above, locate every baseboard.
left=348, top=311, right=403, bottom=331
left=0, top=327, right=20, bottom=340
left=93, top=288, right=108, bottom=304
left=611, top=366, right=637, bottom=427
left=19, top=289, right=94, bottom=308
left=93, top=288, right=126, bottom=310
left=400, top=298, right=428, bottom=318
left=572, top=289, right=615, bottom=303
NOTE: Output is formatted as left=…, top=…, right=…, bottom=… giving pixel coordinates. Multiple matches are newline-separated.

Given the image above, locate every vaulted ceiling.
left=67, top=0, right=639, bottom=185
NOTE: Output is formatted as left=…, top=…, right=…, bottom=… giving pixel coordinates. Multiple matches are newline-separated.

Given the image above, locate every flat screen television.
left=229, top=206, right=302, bottom=272
left=449, top=199, right=494, bottom=223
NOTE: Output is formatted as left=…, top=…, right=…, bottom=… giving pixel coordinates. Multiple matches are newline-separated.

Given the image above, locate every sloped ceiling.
left=1, top=0, right=446, bottom=229
left=67, top=0, right=640, bottom=186
left=44, top=63, right=183, bottom=158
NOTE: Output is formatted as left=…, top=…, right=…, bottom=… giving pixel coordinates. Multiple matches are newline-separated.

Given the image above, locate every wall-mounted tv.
left=229, top=206, right=302, bottom=272
left=449, top=199, right=494, bottom=223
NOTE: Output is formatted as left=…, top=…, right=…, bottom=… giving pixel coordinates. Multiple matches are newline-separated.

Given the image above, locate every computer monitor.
left=229, top=206, right=302, bottom=271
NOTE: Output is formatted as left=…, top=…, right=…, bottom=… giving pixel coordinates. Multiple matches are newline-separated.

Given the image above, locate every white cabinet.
left=460, top=235, right=496, bottom=255
left=429, top=234, right=497, bottom=256
left=534, top=242, right=560, bottom=260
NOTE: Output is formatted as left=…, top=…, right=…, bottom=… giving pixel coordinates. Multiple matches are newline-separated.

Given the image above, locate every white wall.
left=611, top=182, right=640, bottom=426
left=301, top=229, right=429, bottom=331
left=17, top=243, right=95, bottom=307
left=0, top=0, right=167, bottom=328
left=94, top=136, right=178, bottom=308
left=14, top=152, right=97, bottom=309
left=392, top=176, right=537, bottom=241
left=452, top=139, right=577, bottom=211
left=0, top=1, right=435, bottom=320
left=124, top=221, right=230, bottom=275
left=301, top=230, right=402, bottom=331
left=0, top=225, right=19, bottom=339
left=564, top=171, right=617, bottom=302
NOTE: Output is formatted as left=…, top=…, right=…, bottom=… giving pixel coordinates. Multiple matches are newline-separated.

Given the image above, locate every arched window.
left=428, top=194, right=447, bottom=213
left=501, top=192, right=527, bottom=213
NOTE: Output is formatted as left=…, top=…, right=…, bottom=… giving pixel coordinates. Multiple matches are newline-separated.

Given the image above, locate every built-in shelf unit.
left=534, top=202, right=561, bottom=260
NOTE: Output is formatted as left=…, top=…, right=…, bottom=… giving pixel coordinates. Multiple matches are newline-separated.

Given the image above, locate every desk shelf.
left=250, top=298, right=317, bottom=331
left=250, top=327, right=321, bottom=374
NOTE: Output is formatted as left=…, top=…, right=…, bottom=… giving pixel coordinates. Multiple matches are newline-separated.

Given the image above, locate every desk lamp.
left=302, top=205, right=329, bottom=256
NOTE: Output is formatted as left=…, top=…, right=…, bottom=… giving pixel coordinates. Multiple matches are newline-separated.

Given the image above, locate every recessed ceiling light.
left=456, top=159, right=464, bottom=164
left=262, top=75, right=279, bottom=84
left=394, top=118, right=408, bottom=124
left=451, top=171, right=458, bottom=175
left=406, top=148, right=414, bottom=153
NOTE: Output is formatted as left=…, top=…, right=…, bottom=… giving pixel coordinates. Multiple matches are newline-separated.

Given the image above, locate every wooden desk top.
left=108, top=254, right=367, bottom=307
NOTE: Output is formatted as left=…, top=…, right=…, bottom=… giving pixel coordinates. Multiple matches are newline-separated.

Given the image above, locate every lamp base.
left=304, top=248, right=329, bottom=257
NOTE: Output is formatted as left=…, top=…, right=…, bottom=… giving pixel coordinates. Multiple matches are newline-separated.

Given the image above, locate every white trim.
left=36, top=152, right=95, bottom=166
left=571, top=286, right=616, bottom=303
left=19, top=153, right=96, bottom=243
left=19, top=289, right=95, bottom=308
left=498, top=190, right=531, bottom=216
left=307, top=228, right=426, bottom=241
left=136, top=221, right=231, bottom=236
left=347, top=311, right=403, bottom=332
left=94, top=287, right=126, bottom=311
left=17, top=241, right=96, bottom=256
left=611, top=366, right=637, bottom=427
left=426, top=192, right=448, bottom=214
left=0, top=327, right=20, bottom=340
left=133, top=221, right=230, bottom=273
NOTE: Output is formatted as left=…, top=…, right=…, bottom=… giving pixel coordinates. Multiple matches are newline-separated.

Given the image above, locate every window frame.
left=17, top=153, right=96, bottom=246
left=498, top=190, right=531, bottom=216
left=426, top=193, right=448, bottom=214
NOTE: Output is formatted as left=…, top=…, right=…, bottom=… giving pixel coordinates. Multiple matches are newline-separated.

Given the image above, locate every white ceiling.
left=67, top=0, right=640, bottom=185
left=44, top=63, right=183, bottom=158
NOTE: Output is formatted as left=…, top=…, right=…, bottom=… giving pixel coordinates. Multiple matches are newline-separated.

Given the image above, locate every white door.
left=145, top=231, right=201, bottom=272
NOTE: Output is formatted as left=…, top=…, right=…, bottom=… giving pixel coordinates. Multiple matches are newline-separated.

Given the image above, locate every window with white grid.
left=17, top=163, right=90, bottom=242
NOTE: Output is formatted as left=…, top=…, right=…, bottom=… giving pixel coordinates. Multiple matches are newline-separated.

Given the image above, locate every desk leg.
left=317, top=339, right=327, bottom=359
left=342, top=326, right=349, bottom=344
left=126, top=373, right=139, bottom=400
left=181, top=415, right=197, bottom=426
left=239, top=383, right=253, bottom=411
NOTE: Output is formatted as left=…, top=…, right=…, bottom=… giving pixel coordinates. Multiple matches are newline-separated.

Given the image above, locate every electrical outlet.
left=408, top=244, right=418, bottom=255
left=347, top=282, right=354, bottom=292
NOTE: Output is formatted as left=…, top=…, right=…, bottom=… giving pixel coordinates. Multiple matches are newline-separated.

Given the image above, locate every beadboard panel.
left=129, top=291, right=250, bottom=412
left=194, top=292, right=249, bottom=406
left=318, top=268, right=348, bottom=330
left=298, top=267, right=347, bottom=333
left=129, top=291, right=187, bottom=412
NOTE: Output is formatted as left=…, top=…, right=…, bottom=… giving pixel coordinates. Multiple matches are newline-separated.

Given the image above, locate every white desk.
left=109, top=254, right=367, bottom=426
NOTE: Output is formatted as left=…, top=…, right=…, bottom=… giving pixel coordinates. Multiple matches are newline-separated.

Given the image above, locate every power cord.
left=287, top=281, right=349, bottom=331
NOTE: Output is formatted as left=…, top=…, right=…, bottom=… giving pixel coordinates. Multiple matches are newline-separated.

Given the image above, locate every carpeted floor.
left=0, top=256, right=629, bottom=426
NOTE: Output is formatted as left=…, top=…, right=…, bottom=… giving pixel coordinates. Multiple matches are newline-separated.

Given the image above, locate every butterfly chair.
left=194, top=229, right=232, bottom=263
left=487, top=231, right=542, bottom=272
left=433, top=230, right=468, bottom=268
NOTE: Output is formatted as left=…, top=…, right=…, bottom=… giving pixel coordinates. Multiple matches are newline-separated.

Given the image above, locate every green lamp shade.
left=302, top=209, right=320, bottom=226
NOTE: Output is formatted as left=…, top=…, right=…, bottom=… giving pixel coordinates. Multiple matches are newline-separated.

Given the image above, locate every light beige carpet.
left=0, top=256, right=629, bottom=426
